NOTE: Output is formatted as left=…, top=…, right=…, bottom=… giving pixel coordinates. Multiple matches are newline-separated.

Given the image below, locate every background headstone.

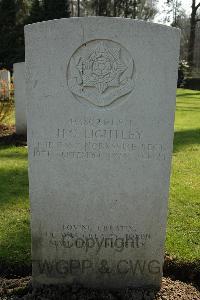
left=13, top=62, right=27, bottom=135
left=0, top=69, right=11, bottom=100
left=25, top=17, right=180, bottom=289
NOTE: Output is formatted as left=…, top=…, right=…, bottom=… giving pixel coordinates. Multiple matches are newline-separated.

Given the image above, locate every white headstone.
left=13, top=62, right=27, bottom=135
left=0, top=69, right=11, bottom=100
left=25, top=17, right=180, bottom=289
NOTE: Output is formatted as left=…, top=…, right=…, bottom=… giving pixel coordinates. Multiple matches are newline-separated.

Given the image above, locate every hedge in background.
left=184, top=78, right=200, bottom=91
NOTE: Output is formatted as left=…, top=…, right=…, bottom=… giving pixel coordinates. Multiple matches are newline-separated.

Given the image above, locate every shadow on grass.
left=0, top=164, right=31, bottom=274
left=0, top=223, right=31, bottom=277
left=176, top=107, right=200, bottom=112
left=0, top=149, right=28, bottom=160
left=173, top=129, right=200, bottom=153
left=0, top=166, right=29, bottom=207
left=176, top=92, right=200, bottom=98
left=0, top=133, right=27, bottom=147
left=176, top=97, right=200, bottom=111
left=177, top=100, right=200, bottom=104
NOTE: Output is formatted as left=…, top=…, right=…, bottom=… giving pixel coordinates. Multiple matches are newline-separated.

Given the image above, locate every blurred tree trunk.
left=188, top=0, right=200, bottom=70
left=77, top=0, right=80, bottom=16
left=124, top=0, right=129, bottom=17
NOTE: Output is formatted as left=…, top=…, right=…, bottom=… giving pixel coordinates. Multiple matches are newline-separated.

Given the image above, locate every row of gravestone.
left=14, top=17, right=181, bottom=289
left=0, top=65, right=26, bottom=135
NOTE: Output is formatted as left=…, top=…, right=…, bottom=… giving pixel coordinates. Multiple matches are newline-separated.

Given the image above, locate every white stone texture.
left=25, top=17, right=180, bottom=289
left=0, top=69, right=11, bottom=99
left=14, top=62, right=27, bottom=135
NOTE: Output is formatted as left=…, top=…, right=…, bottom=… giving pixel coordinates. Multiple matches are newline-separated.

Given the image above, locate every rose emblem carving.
left=76, top=42, right=127, bottom=94
left=67, top=40, right=135, bottom=107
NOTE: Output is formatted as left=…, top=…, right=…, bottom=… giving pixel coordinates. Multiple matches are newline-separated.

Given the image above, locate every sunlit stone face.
left=25, top=17, right=180, bottom=289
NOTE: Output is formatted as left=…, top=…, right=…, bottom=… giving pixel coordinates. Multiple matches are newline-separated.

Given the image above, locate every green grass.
left=0, top=88, right=199, bottom=267
left=0, top=145, right=30, bottom=265
left=166, top=89, right=200, bottom=262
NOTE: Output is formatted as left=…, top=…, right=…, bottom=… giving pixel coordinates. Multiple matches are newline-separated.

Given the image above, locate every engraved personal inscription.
left=67, top=40, right=135, bottom=107
left=30, top=118, right=166, bottom=161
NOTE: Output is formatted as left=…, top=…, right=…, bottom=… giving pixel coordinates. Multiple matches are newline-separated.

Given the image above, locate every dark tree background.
left=0, top=0, right=199, bottom=74
left=82, top=0, right=157, bottom=19
left=0, top=0, right=70, bottom=69
left=0, top=0, right=19, bottom=68
left=187, top=0, right=200, bottom=70
left=0, top=0, right=158, bottom=69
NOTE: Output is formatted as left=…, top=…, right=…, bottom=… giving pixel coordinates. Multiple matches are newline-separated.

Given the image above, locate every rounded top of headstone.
left=25, top=17, right=181, bottom=36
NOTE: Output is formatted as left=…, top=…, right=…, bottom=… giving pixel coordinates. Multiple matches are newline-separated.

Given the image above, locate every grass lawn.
left=0, top=88, right=199, bottom=267
left=166, top=89, right=200, bottom=262
left=0, top=145, right=30, bottom=265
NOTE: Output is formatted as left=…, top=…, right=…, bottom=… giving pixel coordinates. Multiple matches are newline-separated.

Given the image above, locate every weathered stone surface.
left=13, top=62, right=27, bottom=135
left=25, top=17, right=180, bottom=289
left=0, top=69, right=11, bottom=99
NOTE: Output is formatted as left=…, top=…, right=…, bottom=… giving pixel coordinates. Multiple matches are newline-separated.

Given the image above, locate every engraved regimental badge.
left=67, top=40, right=135, bottom=107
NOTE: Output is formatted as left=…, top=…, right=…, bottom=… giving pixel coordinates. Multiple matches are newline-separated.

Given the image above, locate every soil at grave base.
left=0, top=276, right=200, bottom=300
left=0, top=125, right=27, bottom=146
